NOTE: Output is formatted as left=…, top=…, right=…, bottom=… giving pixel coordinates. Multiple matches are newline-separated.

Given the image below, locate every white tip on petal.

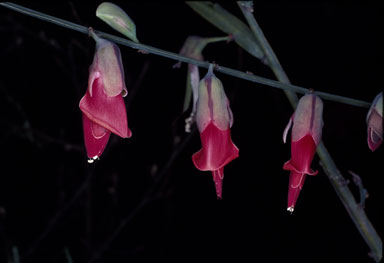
left=287, top=206, right=294, bottom=213
left=283, top=116, right=293, bottom=144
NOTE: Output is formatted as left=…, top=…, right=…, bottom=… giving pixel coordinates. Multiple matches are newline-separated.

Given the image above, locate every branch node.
left=239, top=1, right=254, bottom=13
left=226, top=34, right=234, bottom=43
left=349, top=170, right=369, bottom=209
left=137, top=49, right=149, bottom=54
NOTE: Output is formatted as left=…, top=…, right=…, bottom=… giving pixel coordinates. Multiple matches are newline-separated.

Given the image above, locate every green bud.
left=96, top=2, right=139, bottom=43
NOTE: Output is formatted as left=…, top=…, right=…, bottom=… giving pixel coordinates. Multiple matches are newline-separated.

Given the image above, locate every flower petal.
left=284, top=134, right=318, bottom=175
left=292, top=94, right=323, bottom=145
left=195, top=66, right=232, bottom=132
left=95, top=40, right=126, bottom=97
left=283, top=115, right=293, bottom=144
left=79, top=76, right=132, bottom=138
left=287, top=172, right=306, bottom=212
left=367, top=98, right=383, bottom=151
left=368, top=127, right=383, bottom=152
left=82, top=114, right=111, bottom=159
left=366, top=92, right=383, bottom=123
left=212, top=168, right=224, bottom=199
left=192, top=121, right=239, bottom=171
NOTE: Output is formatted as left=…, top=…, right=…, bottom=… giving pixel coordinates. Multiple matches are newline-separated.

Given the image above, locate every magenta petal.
left=79, top=77, right=132, bottom=138
left=288, top=134, right=318, bottom=175
left=192, top=122, right=239, bottom=171
left=82, top=114, right=111, bottom=159
left=368, top=127, right=383, bottom=152
left=287, top=172, right=306, bottom=211
left=212, top=168, right=224, bottom=199
left=283, top=160, right=318, bottom=176
left=367, top=109, right=383, bottom=152
left=283, top=134, right=318, bottom=212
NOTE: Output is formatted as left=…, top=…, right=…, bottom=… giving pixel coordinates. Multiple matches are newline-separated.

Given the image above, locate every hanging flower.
left=79, top=29, right=132, bottom=162
left=283, top=94, right=323, bottom=212
left=173, top=35, right=231, bottom=132
left=192, top=65, right=239, bottom=198
left=366, top=92, right=383, bottom=152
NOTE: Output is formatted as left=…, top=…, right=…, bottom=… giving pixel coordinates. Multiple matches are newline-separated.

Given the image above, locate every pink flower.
left=192, top=65, right=239, bottom=199
left=283, top=94, right=323, bottom=212
left=367, top=92, right=383, bottom=152
left=79, top=31, right=132, bottom=162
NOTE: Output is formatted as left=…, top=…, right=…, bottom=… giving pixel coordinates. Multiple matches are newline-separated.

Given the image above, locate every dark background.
left=0, top=2, right=383, bottom=263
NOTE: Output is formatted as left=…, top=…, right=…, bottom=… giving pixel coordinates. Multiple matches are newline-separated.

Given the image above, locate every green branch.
left=1, top=1, right=381, bottom=261
left=237, top=1, right=382, bottom=262
left=0, top=2, right=371, bottom=109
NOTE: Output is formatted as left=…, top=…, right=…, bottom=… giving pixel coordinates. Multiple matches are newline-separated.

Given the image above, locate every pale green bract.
left=96, top=2, right=139, bottom=43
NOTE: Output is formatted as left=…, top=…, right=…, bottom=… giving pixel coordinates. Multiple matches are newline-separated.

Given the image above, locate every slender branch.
left=318, top=145, right=382, bottom=262
left=0, top=2, right=371, bottom=109
left=237, top=1, right=298, bottom=107
left=64, top=247, right=74, bottom=263
left=238, top=1, right=382, bottom=262
left=21, top=166, right=95, bottom=261
left=89, top=129, right=196, bottom=262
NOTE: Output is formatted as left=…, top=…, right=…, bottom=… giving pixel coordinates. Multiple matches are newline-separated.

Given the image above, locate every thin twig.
left=64, top=247, right=74, bottom=263
left=237, top=1, right=298, bottom=107
left=89, top=129, right=196, bottom=262
left=237, top=2, right=382, bottom=261
left=0, top=2, right=371, bottom=108
left=21, top=166, right=95, bottom=261
left=0, top=85, right=82, bottom=152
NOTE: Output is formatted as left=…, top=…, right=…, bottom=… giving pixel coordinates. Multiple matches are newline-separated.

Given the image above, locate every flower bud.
left=367, top=92, right=383, bottom=151
left=283, top=94, right=324, bottom=212
left=192, top=65, right=238, bottom=199
left=195, top=65, right=233, bottom=132
left=90, top=35, right=127, bottom=97
left=79, top=31, right=131, bottom=161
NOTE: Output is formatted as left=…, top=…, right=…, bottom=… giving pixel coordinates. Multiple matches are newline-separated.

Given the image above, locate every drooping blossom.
left=366, top=92, right=383, bottom=152
left=173, top=35, right=230, bottom=132
left=79, top=29, right=132, bottom=162
left=283, top=94, right=323, bottom=212
left=192, top=65, right=239, bottom=198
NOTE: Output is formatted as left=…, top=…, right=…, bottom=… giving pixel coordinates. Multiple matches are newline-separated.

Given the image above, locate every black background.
left=0, top=2, right=383, bottom=263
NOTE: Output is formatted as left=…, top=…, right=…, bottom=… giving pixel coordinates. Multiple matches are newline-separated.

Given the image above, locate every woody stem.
left=0, top=2, right=371, bottom=109
left=238, top=1, right=382, bottom=262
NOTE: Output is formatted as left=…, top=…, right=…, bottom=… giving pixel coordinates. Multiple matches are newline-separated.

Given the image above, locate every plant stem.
left=318, top=143, right=382, bottom=262
left=0, top=2, right=371, bottom=109
left=238, top=1, right=382, bottom=262
left=237, top=1, right=298, bottom=108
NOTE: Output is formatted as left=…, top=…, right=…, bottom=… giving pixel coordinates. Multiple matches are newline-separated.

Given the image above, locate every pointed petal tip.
left=287, top=206, right=294, bottom=213
left=287, top=174, right=304, bottom=211
left=124, top=128, right=133, bottom=139
left=212, top=169, right=223, bottom=199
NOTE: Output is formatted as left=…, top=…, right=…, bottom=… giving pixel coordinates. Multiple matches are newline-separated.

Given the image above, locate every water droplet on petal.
left=88, top=156, right=99, bottom=163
